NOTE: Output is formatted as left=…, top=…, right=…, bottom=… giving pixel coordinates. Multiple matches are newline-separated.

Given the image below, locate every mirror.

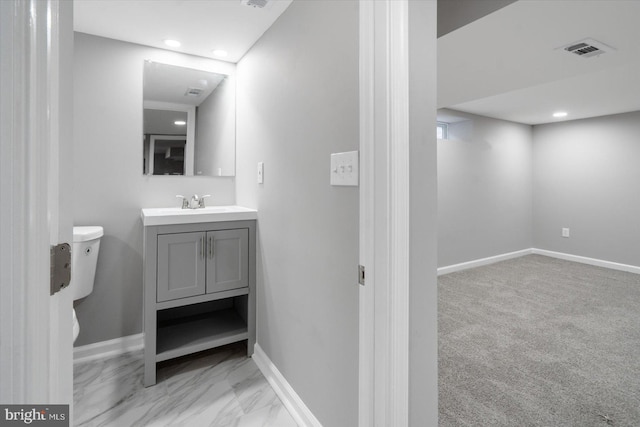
left=143, top=61, right=235, bottom=176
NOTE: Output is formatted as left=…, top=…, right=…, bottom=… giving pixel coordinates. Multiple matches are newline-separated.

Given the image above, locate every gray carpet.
left=439, top=254, right=640, bottom=427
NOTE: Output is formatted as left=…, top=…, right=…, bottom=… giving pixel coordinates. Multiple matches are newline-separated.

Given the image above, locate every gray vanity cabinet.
left=157, top=232, right=206, bottom=302
left=206, top=229, right=249, bottom=293
left=143, top=220, right=255, bottom=387
left=157, top=229, right=248, bottom=302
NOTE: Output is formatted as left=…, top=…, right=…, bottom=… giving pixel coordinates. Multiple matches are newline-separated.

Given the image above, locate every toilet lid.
left=73, top=226, right=104, bottom=242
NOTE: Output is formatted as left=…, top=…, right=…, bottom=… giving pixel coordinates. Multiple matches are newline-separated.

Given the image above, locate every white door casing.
left=0, top=0, right=73, bottom=409
left=359, top=1, right=438, bottom=426
left=359, top=1, right=411, bottom=425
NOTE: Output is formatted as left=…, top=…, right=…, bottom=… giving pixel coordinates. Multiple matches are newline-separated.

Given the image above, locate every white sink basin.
left=142, top=205, right=257, bottom=226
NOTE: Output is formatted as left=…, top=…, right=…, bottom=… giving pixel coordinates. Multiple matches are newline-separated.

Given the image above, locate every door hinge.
left=51, top=243, right=71, bottom=296
left=358, top=265, right=365, bottom=286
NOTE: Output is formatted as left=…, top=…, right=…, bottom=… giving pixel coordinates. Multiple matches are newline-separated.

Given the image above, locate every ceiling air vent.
left=241, top=0, right=269, bottom=9
left=561, top=38, right=615, bottom=58
left=185, top=87, right=203, bottom=97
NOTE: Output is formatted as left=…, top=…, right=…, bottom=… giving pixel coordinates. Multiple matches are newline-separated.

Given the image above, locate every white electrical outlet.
left=257, top=162, right=264, bottom=184
left=562, top=228, right=570, bottom=238
left=330, top=151, right=359, bottom=186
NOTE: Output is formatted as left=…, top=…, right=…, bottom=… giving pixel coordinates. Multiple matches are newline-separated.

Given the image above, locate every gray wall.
left=195, top=75, right=236, bottom=176
left=438, top=109, right=533, bottom=267
left=235, top=1, right=359, bottom=426
left=533, top=111, right=640, bottom=266
left=73, top=33, right=236, bottom=345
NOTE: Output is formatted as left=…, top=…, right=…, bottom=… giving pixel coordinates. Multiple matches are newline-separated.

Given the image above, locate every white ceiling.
left=74, top=0, right=293, bottom=63
left=144, top=109, right=188, bottom=135
left=438, top=0, right=640, bottom=125
left=144, top=61, right=225, bottom=106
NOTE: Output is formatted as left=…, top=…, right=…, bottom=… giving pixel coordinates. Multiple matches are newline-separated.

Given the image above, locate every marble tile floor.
left=74, top=342, right=298, bottom=427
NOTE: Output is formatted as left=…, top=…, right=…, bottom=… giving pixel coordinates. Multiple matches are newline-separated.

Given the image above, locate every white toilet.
left=71, top=226, right=104, bottom=343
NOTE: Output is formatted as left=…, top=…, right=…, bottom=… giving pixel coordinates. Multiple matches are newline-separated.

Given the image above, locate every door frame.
left=359, top=1, right=438, bottom=425
left=359, top=1, right=411, bottom=425
left=0, top=0, right=73, bottom=408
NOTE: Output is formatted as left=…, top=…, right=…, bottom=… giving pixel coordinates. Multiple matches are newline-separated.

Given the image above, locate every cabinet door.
left=206, top=229, right=249, bottom=293
left=157, top=232, right=206, bottom=302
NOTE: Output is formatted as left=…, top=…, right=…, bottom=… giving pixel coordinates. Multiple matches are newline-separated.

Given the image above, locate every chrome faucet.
left=191, top=194, right=200, bottom=208
left=199, top=195, right=211, bottom=208
left=176, top=194, right=211, bottom=209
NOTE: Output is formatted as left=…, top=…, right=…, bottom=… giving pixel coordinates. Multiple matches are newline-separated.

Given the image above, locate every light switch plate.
left=257, top=162, right=264, bottom=184
left=330, top=151, right=359, bottom=186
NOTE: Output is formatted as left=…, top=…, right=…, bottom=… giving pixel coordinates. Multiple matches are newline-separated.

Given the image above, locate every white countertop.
left=141, top=205, right=257, bottom=226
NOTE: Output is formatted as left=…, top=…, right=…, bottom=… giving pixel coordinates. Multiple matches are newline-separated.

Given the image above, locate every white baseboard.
left=253, top=344, right=322, bottom=427
left=532, top=248, right=640, bottom=275
left=73, top=333, right=143, bottom=364
left=438, top=249, right=532, bottom=276
left=437, top=248, right=640, bottom=276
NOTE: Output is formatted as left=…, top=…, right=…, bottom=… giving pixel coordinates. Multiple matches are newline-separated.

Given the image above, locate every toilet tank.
left=71, top=226, right=104, bottom=301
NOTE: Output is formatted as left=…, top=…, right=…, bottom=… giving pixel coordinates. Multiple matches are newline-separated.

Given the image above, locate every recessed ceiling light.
left=212, top=49, right=228, bottom=58
left=553, top=111, right=568, bottom=118
left=164, top=39, right=181, bottom=48
left=174, top=120, right=186, bottom=126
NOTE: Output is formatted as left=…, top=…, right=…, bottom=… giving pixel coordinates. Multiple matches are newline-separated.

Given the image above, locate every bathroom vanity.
left=141, top=206, right=257, bottom=386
